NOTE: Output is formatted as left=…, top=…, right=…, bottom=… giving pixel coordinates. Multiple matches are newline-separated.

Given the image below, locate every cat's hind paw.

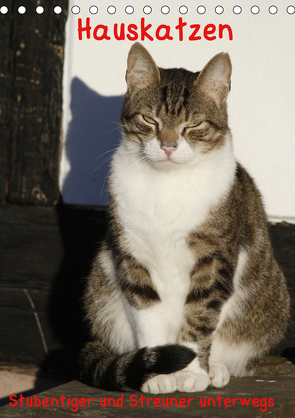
left=141, top=374, right=177, bottom=394
left=209, top=361, right=230, bottom=388
left=175, top=371, right=209, bottom=392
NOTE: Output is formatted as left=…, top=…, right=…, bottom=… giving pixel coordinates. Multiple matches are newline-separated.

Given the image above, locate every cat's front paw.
left=175, top=371, right=209, bottom=392
left=209, top=361, right=230, bottom=388
left=141, top=374, right=177, bottom=394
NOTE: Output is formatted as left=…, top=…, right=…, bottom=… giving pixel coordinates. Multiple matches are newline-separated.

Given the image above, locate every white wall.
left=60, top=0, right=295, bottom=222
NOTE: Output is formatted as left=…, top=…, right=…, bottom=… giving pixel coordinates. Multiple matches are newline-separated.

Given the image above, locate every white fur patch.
left=209, top=338, right=256, bottom=377
left=209, top=248, right=253, bottom=377
left=98, top=248, right=117, bottom=282
left=130, top=302, right=184, bottom=348
left=215, top=248, right=249, bottom=328
left=95, top=249, right=136, bottom=354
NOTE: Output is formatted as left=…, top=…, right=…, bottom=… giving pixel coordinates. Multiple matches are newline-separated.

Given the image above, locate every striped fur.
left=80, top=43, right=290, bottom=393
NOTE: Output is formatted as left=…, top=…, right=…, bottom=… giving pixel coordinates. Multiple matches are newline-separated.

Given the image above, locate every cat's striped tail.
left=79, top=341, right=196, bottom=391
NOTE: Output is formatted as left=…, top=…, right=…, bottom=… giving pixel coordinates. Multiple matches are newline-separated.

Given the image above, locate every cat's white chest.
left=120, top=177, right=197, bottom=341
left=111, top=138, right=236, bottom=341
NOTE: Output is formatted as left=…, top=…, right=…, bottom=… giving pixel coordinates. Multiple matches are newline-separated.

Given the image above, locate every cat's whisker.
left=86, top=156, right=114, bottom=180
left=102, top=118, right=121, bottom=127
left=96, top=126, right=122, bottom=143
left=89, top=148, right=118, bottom=170
left=100, top=170, right=112, bottom=201
left=104, top=126, right=122, bottom=136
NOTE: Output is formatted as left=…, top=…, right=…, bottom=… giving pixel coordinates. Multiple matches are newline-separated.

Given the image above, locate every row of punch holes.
left=1, top=5, right=295, bottom=15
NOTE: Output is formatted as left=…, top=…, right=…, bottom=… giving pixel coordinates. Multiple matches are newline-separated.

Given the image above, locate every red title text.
left=77, top=18, right=233, bottom=41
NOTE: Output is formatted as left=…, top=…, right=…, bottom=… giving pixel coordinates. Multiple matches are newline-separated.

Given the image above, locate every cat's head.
left=121, top=43, right=232, bottom=170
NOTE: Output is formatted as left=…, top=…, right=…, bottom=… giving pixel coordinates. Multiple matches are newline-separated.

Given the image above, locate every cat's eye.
left=182, top=121, right=203, bottom=135
left=143, top=115, right=157, bottom=125
left=186, top=121, right=202, bottom=128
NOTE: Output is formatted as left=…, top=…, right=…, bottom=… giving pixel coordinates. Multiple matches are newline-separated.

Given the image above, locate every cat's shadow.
left=38, top=79, right=124, bottom=380
left=62, top=77, right=124, bottom=206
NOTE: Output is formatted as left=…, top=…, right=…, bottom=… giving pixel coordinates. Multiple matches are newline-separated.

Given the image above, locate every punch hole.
left=0, top=6, right=9, bottom=14
left=125, top=5, right=134, bottom=14
left=18, top=6, right=26, bottom=14
left=287, top=5, right=295, bottom=14
left=161, top=5, right=170, bottom=14
left=36, top=6, right=44, bottom=14
left=107, top=5, right=116, bottom=14
left=233, top=5, right=242, bottom=14
left=71, top=5, right=80, bottom=14
left=269, top=5, right=278, bottom=14
left=143, top=5, right=152, bottom=14
left=215, top=5, right=224, bottom=14
left=197, top=5, right=206, bottom=14
left=179, top=5, right=188, bottom=14
left=251, top=6, right=260, bottom=14
left=54, top=6, right=62, bottom=14
left=89, top=5, right=98, bottom=14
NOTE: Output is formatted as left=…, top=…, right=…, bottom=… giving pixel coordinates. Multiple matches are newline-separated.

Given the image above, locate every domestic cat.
left=79, top=43, right=290, bottom=394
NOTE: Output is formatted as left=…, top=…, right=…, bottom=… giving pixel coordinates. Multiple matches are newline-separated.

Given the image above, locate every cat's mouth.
left=144, top=151, right=193, bottom=170
left=150, top=156, right=182, bottom=170
left=160, top=158, right=178, bottom=166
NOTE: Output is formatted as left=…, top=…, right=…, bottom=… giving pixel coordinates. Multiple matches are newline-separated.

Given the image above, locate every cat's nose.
left=161, top=144, right=177, bottom=157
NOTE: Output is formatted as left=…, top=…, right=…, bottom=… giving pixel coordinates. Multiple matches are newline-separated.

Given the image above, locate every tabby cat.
left=79, top=43, right=290, bottom=394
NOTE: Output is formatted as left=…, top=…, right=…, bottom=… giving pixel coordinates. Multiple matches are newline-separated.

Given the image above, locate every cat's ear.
left=126, top=43, right=160, bottom=93
left=195, top=53, right=232, bottom=104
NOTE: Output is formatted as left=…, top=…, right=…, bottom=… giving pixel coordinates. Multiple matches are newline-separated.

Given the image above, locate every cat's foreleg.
left=118, top=256, right=192, bottom=393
